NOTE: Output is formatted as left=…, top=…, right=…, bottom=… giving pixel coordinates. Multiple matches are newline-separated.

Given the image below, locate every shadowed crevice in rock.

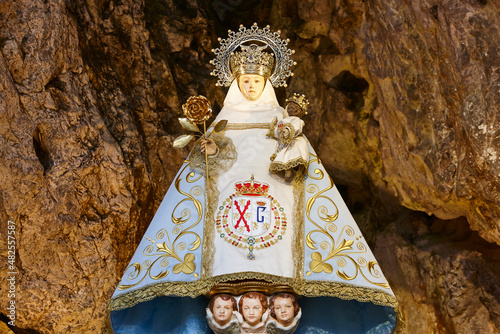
left=375, top=211, right=500, bottom=333
left=429, top=5, right=439, bottom=21
left=329, top=70, right=369, bottom=93
left=32, top=125, right=52, bottom=174
left=329, top=70, right=369, bottom=111
left=0, top=313, right=41, bottom=334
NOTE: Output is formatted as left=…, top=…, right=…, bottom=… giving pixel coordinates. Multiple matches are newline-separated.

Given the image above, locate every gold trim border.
left=225, top=122, right=271, bottom=130
left=209, top=280, right=296, bottom=296
left=108, top=272, right=397, bottom=312
left=292, top=170, right=305, bottom=279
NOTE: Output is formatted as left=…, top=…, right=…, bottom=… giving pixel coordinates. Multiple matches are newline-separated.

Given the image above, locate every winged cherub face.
left=273, top=296, right=295, bottom=326
left=213, top=296, right=234, bottom=326
left=241, top=297, right=264, bottom=326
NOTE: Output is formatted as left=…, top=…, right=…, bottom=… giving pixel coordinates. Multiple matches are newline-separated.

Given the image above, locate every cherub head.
left=238, top=74, right=266, bottom=101
left=238, top=292, right=268, bottom=326
left=209, top=294, right=237, bottom=326
left=269, top=293, right=299, bottom=327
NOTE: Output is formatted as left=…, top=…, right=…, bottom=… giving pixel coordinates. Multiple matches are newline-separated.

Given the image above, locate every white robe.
left=209, top=80, right=296, bottom=278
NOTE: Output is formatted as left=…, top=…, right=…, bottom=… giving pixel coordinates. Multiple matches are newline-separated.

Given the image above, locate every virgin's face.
left=273, top=297, right=294, bottom=326
left=241, top=298, right=263, bottom=326
left=238, top=74, right=265, bottom=101
left=213, top=297, right=233, bottom=326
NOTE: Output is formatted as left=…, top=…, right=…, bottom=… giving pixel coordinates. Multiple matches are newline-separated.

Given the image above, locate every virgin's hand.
left=201, top=138, right=218, bottom=156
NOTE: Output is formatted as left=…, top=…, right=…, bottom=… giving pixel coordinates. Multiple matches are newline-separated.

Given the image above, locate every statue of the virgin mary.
left=105, top=24, right=401, bottom=334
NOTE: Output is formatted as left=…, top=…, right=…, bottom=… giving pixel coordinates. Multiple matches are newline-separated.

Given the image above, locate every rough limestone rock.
left=0, top=0, right=498, bottom=333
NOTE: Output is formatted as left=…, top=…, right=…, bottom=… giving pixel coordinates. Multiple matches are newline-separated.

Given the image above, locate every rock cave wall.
left=0, top=0, right=498, bottom=333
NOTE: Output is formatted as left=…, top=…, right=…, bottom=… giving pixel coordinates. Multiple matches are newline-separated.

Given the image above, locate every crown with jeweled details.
left=230, top=44, right=274, bottom=79
left=235, top=175, right=269, bottom=197
left=286, top=93, right=310, bottom=115
left=210, top=23, right=296, bottom=87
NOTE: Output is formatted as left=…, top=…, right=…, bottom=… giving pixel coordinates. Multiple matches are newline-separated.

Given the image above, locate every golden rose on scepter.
left=173, top=95, right=227, bottom=180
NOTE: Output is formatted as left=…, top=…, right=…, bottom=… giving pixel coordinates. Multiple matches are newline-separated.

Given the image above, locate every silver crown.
left=210, top=23, right=296, bottom=87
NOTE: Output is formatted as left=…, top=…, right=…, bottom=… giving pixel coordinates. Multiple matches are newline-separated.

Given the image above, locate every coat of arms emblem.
left=216, top=175, right=287, bottom=260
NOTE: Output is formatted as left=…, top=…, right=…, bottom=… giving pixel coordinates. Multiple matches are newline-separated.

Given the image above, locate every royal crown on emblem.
left=235, top=175, right=269, bottom=197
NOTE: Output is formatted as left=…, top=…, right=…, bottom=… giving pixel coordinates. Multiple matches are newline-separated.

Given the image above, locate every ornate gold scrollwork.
left=305, top=174, right=390, bottom=289
left=118, top=165, right=202, bottom=291
left=306, top=151, right=323, bottom=180
left=187, top=171, right=202, bottom=183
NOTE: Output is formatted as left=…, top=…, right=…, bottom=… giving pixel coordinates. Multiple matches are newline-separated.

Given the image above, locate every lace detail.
left=292, top=170, right=306, bottom=279
left=106, top=272, right=399, bottom=313
left=269, top=157, right=308, bottom=173
left=201, top=164, right=219, bottom=278
left=188, top=133, right=237, bottom=177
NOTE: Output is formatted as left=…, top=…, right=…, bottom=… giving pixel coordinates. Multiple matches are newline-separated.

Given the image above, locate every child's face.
left=241, top=298, right=263, bottom=326
left=285, top=102, right=303, bottom=117
left=273, top=296, right=295, bottom=326
left=213, top=297, right=233, bottom=326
